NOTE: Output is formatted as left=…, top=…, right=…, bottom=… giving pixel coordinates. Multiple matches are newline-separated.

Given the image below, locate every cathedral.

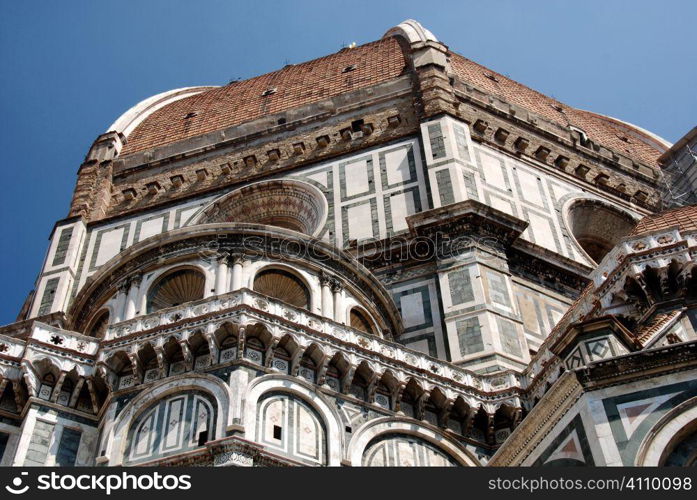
left=0, top=20, right=695, bottom=467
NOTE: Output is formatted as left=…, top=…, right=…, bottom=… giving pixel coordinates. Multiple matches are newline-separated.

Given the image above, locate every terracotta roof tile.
left=449, top=53, right=665, bottom=166
left=636, top=310, right=680, bottom=344
left=121, top=37, right=407, bottom=155
left=119, top=34, right=666, bottom=167
left=630, top=203, right=697, bottom=235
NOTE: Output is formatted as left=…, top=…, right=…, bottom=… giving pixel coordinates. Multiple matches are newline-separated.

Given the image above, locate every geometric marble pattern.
left=38, top=384, right=53, bottom=401
left=602, top=380, right=697, bottom=465
left=616, top=393, right=678, bottom=439
left=256, top=393, right=326, bottom=465
left=543, top=429, right=585, bottom=465
left=533, top=414, right=594, bottom=466
left=126, top=391, right=215, bottom=464
left=566, top=346, right=584, bottom=369
left=585, top=338, right=612, bottom=361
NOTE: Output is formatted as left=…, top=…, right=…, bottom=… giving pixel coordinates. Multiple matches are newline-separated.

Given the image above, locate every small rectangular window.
left=273, top=425, right=282, bottom=440
left=55, top=427, right=81, bottom=467
left=428, top=123, right=446, bottom=160
left=197, top=431, right=208, bottom=446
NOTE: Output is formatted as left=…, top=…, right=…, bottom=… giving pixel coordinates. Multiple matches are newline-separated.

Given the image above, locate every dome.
left=107, top=86, right=216, bottom=138
left=448, top=52, right=669, bottom=166
left=115, top=37, right=407, bottom=156
left=106, top=20, right=666, bottom=169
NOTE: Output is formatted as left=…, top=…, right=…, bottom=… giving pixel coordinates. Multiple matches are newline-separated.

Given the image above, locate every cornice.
left=488, top=371, right=583, bottom=466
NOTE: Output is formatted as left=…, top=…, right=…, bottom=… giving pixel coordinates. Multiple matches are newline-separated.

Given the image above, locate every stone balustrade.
left=0, top=334, right=26, bottom=359
left=102, top=289, right=524, bottom=405
left=29, top=323, right=100, bottom=357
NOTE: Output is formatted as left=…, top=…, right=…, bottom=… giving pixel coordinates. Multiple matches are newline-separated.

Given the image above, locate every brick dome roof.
left=630, top=203, right=697, bottom=235
left=119, top=37, right=407, bottom=155
left=449, top=53, right=668, bottom=166
left=114, top=22, right=668, bottom=168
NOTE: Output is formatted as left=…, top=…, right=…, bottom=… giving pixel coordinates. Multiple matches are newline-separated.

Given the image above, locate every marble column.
left=214, top=254, right=229, bottom=295
left=332, top=280, right=344, bottom=323
left=320, top=272, right=334, bottom=319
left=124, top=274, right=142, bottom=320
left=230, top=254, right=245, bottom=291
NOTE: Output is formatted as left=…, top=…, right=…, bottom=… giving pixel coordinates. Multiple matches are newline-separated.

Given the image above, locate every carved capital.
left=117, top=279, right=130, bottom=294
left=129, top=273, right=143, bottom=288
left=227, top=253, right=246, bottom=266
left=319, top=271, right=332, bottom=287
left=330, top=279, right=343, bottom=293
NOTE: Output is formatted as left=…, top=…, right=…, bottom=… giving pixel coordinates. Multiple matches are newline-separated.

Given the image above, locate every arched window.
left=349, top=374, right=368, bottom=401
left=400, top=392, right=416, bottom=418
left=86, top=310, right=109, bottom=338
left=325, top=365, right=341, bottom=392
left=362, top=434, right=458, bottom=466
left=350, top=308, right=376, bottom=335
left=253, top=269, right=310, bottom=310
left=188, top=332, right=211, bottom=370
left=126, top=391, right=215, bottom=464
left=256, top=392, right=326, bottom=465
left=219, top=335, right=238, bottom=364
left=0, top=381, right=20, bottom=413
left=147, top=268, right=205, bottom=313
left=566, top=200, right=635, bottom=263
left=375, top=383, right=391, bottom=410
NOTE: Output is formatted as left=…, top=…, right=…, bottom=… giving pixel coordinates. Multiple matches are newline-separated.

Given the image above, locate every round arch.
left=635, top=396, right=697, bottom=466
left=560, top=195, right=638, bottom=265
left=146, top=265, right=207, bottom=314
left=348, top=417, right=480, bottom=466
left=190, top=179, right=328, bottom=237
left=105, top=373, right=232, bottom=466
left=85, top=309, right=111, bottom=338
left=248, top=263, right=315, bottom=311
left=244, top=374, right=344, bottom=466
left=25, top=354, right=84, bottom=378
left=68, top=223, right=403, bottom=337
left=348, top=306, right=379, bottom=336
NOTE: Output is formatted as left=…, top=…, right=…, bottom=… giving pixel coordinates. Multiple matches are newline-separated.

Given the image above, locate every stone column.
left=320, top=272, right=334, bottom=319
left=214, top=254, right=229, bottom=296
left=50, top=372, right=67, bottom=403
left=139, top=288, right=148, bottom=317
left=230, top=254, right=245, bottom=291
left=113, top=280, right=129, bottom=323
left=331, top=280, right=344, bottom=323
left=124, top=274, right=142, bottom=320
left=68, top=378, right=85, bottom=408
left=205, top=324, right=219, bottom=364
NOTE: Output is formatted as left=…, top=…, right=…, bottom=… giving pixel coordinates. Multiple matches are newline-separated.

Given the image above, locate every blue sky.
left=0, top=0, right=695, bottom=324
